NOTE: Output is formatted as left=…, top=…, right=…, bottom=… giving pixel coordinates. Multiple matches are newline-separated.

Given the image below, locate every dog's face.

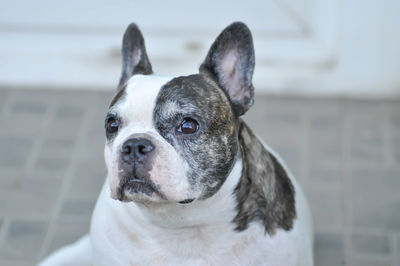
left=105, top=22, right=255, bottom=204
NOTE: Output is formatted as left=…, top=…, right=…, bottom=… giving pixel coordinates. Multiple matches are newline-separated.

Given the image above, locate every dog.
left=40, top=22, right=313, bottom=266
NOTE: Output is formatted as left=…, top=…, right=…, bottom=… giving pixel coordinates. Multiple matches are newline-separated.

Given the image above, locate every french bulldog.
left=40, top=22, right=313, bottom=266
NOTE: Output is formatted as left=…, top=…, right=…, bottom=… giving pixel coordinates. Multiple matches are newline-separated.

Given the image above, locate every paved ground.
left=0, top=88, right=399, bottom=266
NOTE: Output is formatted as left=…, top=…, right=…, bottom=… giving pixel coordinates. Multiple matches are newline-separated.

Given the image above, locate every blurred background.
left=0, top=0, right=399, bottom=265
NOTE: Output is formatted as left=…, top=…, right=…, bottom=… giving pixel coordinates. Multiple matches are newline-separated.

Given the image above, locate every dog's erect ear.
left=118, top=23, right=153, bottom=88
left=200, top=22, right=255, bottom=116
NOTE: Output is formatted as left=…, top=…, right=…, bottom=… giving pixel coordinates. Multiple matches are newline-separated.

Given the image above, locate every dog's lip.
left=121, top=176, right=163, bottom=198
left=178, top=198, right=195, bottom=204
left=126, top=177, right=149, bottom=186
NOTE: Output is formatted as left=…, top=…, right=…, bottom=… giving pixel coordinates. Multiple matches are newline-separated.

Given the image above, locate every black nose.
left=121, top=138, right=155, bottom=163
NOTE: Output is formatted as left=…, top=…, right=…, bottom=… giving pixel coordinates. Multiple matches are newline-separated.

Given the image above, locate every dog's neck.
left=131, top=158, right=243, bottom=230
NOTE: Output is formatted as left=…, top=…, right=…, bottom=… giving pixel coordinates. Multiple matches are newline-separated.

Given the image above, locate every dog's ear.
left=200, top=22, right=255, bottom=116
left=118, top=23, right=153, bottom=88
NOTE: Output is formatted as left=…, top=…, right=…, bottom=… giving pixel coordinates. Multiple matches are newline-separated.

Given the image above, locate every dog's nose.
left=121, top=138, right=155, bottom=162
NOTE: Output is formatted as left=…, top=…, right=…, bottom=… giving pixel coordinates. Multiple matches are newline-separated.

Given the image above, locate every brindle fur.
left=234, top=120, right=296, bottom=234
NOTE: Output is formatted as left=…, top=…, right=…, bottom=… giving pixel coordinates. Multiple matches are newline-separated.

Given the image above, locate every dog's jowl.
left=40, top=22, right=314, bottom=266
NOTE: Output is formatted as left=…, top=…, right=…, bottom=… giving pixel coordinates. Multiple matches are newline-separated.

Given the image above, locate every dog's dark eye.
left=177, top=118, right=199, bottom=134
left=106, top=117, right=120, bottom=135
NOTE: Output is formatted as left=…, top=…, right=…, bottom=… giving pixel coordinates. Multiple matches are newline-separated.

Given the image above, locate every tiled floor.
left=0, top=88, right=399, bottom=265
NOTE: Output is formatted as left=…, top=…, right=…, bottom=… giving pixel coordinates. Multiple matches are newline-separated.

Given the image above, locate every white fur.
left=40, top=75, right=313, bottom=266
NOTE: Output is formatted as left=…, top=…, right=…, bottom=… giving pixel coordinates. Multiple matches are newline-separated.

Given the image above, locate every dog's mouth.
left=117, top=176, right=163, bottom=202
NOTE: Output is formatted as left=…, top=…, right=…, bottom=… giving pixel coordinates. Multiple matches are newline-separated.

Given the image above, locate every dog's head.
left=105, top=22, right=255, bottom=204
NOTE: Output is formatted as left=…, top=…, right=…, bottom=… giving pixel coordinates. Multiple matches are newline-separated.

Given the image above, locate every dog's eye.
left=106, top=117, right=120, bottom=135
left=177, top=118, right=199, bottom=134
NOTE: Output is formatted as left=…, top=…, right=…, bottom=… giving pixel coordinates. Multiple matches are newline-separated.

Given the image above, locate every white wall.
left=306, top=0, right=400, bottom=96
left=0, top=0, right=399, bottom=97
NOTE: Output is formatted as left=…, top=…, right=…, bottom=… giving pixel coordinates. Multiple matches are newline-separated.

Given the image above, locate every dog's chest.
left=113, top=221, right=297, bottom=266
left=91, top=198, right=299, bottom=266
left=91, top=178, right=297, bottom=265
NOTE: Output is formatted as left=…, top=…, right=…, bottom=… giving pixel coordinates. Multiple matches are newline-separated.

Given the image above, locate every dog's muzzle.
left=117, top=136, right=162, bottom=201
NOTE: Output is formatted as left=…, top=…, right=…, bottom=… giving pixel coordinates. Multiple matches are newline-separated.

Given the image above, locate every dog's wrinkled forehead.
left=110, top=75, right=172, bottom=126
left=154, top=74, right=232, bottom=123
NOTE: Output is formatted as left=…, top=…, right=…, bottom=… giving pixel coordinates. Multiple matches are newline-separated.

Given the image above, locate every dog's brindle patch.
left=234, top=120, right=296, bottom=234
left=153, top=73, right=296, bottom=232
left=153, top=74, right=238, bottom=199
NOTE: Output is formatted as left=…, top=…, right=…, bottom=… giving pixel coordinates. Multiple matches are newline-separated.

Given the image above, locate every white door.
left=1, top=0, right=399, bottom=95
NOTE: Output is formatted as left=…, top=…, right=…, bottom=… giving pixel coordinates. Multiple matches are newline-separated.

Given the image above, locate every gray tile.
left=55, top=106, right=84, bottom=120
left=40, top=137, right=76, bottom=157
left=11, top=100, right=47, bottom=114
left=393, top=146, right=400, bottom=164
left=248, top=119, right=303, bottom=154
left=391, top=114, right=400, bottom=164
left=398, top=236, right=400, bottom=266
left=68, top=158, right=106, bottom=199
left=314, top=232, right=345, bottom=266
left=34, top=155, right=71, bottom=176
left=245, top=96, right=303, bottom=149
left=350, top=113, right=384, bottom=164
left=264, top=112, right=301, bottom=124
left=80, top=134, right=106, bottom=160
left=47, top=121, right=79, bottom=140
left=254, top=95, right=318, bottom=115
left=349, top=256, right=393, bottom=266
left=0, top=260, right=32, bottom=266
left=48, top=91, right=100, bottom=108
left=87, top=114, right=107, bottom=137
left=46, top=106, right=86, bottom=140
left=0, top=88, right=9, bottom=96
left=391, top=112, right=400, bottom=127
left=44, top=219, right=90, bottom=258
left=309, top=115, right=341, bottom=168
left=243, top=98, right=304, bottom=176
left=0, top=138, right=33, bottom=168
left=351, top=168, right=400, bottom=230
left=0, top=219, right=48, bottom=261
left=310, top=114, right=340, bottom=128
left=306, top=178, right=343, bottom=232
left=0, top=89, right=9, bottom=108
left=346, top=99, right=382, bottom=111
left=352, top=234, right=391, bottom=255
left=60, top=198, right=96, bottom=221
left=13, top=90, right=56, bottom=103
left=2, top=112, right=47, bottom=138
left=309, top=166, right=342, bottom=184
left=0, top=171, right=61, bottom=218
